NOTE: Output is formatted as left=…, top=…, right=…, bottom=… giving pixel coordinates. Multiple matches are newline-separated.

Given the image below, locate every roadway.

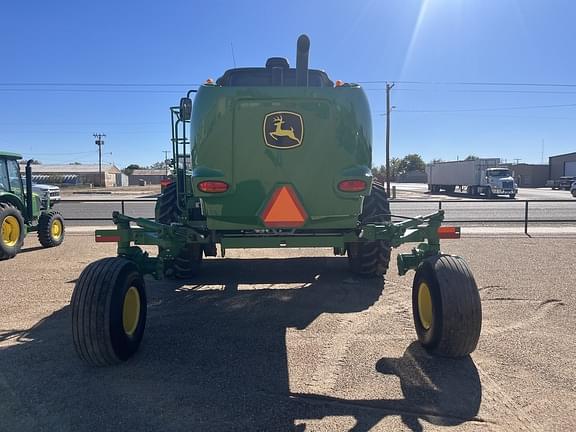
left=56, top=184, right=576, bottom=227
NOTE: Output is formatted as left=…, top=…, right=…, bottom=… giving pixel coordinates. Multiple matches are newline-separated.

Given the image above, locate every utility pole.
left=93, top=133, right=106, bottom=187
left=162, top=150, right=170, bottom=177
left=385, top=82, right=395, bottom=196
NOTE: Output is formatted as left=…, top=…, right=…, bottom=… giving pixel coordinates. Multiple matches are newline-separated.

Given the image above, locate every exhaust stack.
left=25, top=160, right=34, bottom=220
left=296, top=34, right=310, bottom=87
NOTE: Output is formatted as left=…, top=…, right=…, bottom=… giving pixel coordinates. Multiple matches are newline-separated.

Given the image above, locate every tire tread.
left=72, top=257, right=138, bottom=366
left=37, top=211, right=65, bottom=248
left=414, top=255, right=482, bottom=357
left=347, top=182, right=392, bottom=276
left=0, top=203, right=25, bottom=260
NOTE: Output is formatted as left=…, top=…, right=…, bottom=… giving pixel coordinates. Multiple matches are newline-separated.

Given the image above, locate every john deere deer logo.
left=263, top=111, right=304, bottom=149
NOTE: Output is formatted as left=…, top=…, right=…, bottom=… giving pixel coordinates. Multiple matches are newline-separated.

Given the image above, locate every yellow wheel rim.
left=418, top=282, right=433, bottom=330
left=1, top=215, right=21, bottom=247
left=122, top=286, right=141, bottom=336
left=51, top=219, right=62, bottom=239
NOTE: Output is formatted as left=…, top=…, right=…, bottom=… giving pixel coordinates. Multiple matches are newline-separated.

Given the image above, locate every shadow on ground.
left=0, top=257, right=481, bottom=432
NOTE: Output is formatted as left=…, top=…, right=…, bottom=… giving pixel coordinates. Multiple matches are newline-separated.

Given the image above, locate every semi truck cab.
left=483, top=168, right=518, bottom=198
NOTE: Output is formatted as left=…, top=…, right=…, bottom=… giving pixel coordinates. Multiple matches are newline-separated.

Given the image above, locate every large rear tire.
left=37, top=211, right=65, bottom=247
left=0, top=203, right=25, bottom=260
left=412, top=255, right=482, bottom=357
left=155, top=182, right=204, bottom=278
left=347, top=182, right=392, bottom=277
left=71, top=257, right=147, bottom=366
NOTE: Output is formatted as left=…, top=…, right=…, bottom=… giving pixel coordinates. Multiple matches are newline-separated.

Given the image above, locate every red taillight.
left=338, top=180, right=367, bottom=192
left=160, top=179, right=172, bottom=187
left=197, top=181, right=229, bottom=193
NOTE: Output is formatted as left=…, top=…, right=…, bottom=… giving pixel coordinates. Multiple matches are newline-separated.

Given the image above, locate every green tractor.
left=0, top=152, right=65, bottom=260
left=71, top=36, right=482, bottom=366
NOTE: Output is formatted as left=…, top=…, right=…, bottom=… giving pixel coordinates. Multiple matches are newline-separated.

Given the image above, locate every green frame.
left=94, top=210, right=447, bottom=279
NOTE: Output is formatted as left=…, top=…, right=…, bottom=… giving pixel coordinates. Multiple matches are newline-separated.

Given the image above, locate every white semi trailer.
left=426, top=158, right=518, bottom=198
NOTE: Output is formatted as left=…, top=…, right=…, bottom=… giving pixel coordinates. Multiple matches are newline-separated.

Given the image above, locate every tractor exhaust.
left=296, top=34, right=310, bottom=87
left=25, top=160, right=34, bottom=220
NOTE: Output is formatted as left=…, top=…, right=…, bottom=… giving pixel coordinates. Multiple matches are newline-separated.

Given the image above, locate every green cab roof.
left=0, top=151, right=23, bottom=160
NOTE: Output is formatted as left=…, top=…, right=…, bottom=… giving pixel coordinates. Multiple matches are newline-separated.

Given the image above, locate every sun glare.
left=400, top=0, right=466, bottom=77
left=401, top=0, right=433, bottom=77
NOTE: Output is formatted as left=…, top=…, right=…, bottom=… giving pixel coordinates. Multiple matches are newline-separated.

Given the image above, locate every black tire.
left=412, top=255, right=482, bottom=357
left=37, top=211, right=65, bottom=247
left=509, top=193, right=516, bottom=199
left=156, top=181, right=177, bottom=224
left=347, top=182, right=392, bottom=277
left=485, top=187, right=494, bottom=199
left=155, top=182, right=204, bottom=278
left=71, top=257, right=147, bottom=366
left=0, top=203, right=25, bottom=260
left=166, top=243, right=204, bottom=279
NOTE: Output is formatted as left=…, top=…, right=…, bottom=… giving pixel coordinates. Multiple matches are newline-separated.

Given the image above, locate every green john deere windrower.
left=71, top=35, right=482, bottom=366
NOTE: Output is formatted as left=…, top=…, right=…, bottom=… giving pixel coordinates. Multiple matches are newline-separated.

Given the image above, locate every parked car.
left=32, top=183, right=61, bottom=208
left=558, top=176, right=576, bottom=190
left=570, top=181, right=576, bottom=197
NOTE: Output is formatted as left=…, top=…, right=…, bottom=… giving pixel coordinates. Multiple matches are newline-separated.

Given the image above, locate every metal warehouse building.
left=128, top=169, right=168, bottom=185
left=507, top=163, right=549, bottom=187
left=21, top=164, right=121, bottom=187
left=549, top=151, right=576, bottom=180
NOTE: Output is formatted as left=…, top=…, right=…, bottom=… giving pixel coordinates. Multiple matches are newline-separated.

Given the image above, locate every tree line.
left=372, top=154, right=479, bottom=181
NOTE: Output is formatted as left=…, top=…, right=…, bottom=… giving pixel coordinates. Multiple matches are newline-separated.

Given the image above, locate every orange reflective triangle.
left=261, top=185, right=307, bottom=228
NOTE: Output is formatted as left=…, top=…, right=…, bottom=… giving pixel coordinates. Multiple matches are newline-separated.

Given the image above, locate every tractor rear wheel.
left=0, top=203, right=25, bottom=260
left=38, top=211, right=65, bottom=247
left=71, top=257, right=147, bottom=366
left=412, top=255, right=482, bottom=357
left=347, top=182, right=392, bottom=277
left=155, top=182, right=204, bottom=278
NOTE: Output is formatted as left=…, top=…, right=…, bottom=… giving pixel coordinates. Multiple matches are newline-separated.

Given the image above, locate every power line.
left=3, top=79, right=576, bottom=88
left=0, top=121, right=165, bottom=126
left=357, top=80, right=576, bottom=88
left=393, top=102, right=576, bottom=113
left=0, top=89, right=185, bottom=94
left=20, top=151, right=97, bottom=156
left=0, top=82, right=200, bottom=87
left=364, top=87, right=576, bottom=95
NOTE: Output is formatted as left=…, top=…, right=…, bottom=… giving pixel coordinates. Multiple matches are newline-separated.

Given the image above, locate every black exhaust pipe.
left=296, top=34, right=310, bottom=87
left=25, top=160, right=34, bottom=220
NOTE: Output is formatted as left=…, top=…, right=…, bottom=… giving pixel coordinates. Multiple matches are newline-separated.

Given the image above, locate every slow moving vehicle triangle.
left=261, top=185, right=307, bottom=228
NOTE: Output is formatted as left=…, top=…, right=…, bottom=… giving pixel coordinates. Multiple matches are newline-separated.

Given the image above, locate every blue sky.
left=1, top=0, right=576, bottom=168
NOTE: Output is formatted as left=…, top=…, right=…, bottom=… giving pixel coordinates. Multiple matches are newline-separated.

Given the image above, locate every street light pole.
left=93, top=133, right=106, bottom=187
left=385, top=82, right=395, bottom=196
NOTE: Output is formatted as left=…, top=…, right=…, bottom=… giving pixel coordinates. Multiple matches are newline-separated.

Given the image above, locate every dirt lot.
left=0, top=234, right=575, bottom=431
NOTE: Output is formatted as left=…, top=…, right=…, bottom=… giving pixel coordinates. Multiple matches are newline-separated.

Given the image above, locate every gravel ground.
left=0, top=234, right=575, bottom=431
